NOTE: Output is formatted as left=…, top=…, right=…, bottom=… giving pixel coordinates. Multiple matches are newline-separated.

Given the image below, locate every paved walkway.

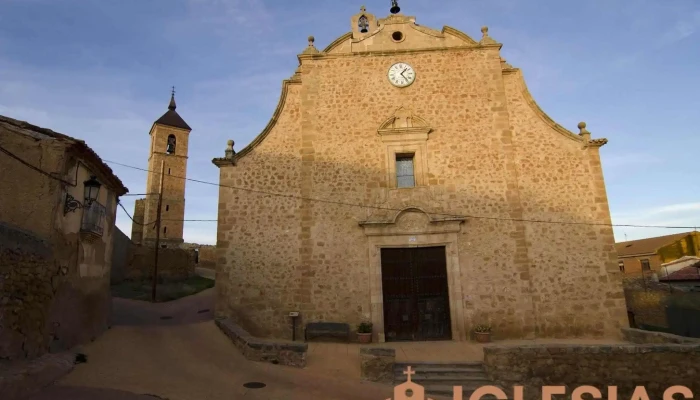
left=33, top=289, right=392, bottom=400
left=195, top=267, right=215, bottom=280
left=31, top=289, right=626, bottom=399
left=110, top=287, right=214, bottom=326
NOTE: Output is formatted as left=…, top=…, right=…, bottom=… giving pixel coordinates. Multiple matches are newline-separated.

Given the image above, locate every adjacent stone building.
left=212, top=6, right=628, bottom=341
left=0, top=115, right=128, bottom=359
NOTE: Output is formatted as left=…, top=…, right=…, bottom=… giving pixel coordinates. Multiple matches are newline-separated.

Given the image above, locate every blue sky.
left=1, top=0, right=699, bottom=245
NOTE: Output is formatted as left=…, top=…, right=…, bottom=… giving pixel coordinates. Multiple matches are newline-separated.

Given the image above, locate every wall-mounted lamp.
left=64, top=175, right=102, bottom=214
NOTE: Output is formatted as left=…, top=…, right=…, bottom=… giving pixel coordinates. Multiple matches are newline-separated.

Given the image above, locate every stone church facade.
left=213, top=6, right=628, bottom=342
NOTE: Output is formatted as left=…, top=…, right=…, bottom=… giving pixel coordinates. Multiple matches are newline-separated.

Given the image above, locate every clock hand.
left=400, top=68, right=407, bottom=78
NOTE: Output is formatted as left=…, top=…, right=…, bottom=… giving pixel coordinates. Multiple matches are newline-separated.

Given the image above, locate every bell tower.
left=135, top=88, right=192, bottom=248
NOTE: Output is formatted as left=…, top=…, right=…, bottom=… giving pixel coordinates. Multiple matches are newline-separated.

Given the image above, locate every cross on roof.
left=403, top=366, right=415, bottom=381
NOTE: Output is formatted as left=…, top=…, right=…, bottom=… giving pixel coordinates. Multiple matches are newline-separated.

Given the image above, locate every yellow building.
left=616, top=231, right=700, bottom=275
left=212, top=6, right=627, bottom=341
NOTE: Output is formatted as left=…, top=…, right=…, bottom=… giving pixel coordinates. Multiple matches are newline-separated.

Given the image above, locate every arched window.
left=358, top=15, right=369, bottom=33
left=166, top=134, right=176, bottom=154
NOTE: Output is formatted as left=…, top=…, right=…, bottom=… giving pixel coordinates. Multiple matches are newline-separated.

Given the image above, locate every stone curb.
left=215, top=317, right=307, bottom=367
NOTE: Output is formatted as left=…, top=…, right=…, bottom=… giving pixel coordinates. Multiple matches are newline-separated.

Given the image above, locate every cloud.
left=657, top=11, right=700, bottom=46
left=173, top=0, right=274, bottom=38
left=612, top=202, right=700, bottom=242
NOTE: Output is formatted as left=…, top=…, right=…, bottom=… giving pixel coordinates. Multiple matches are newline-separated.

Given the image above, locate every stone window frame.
left=386, top=143, right=427, bottom=188
left=377, top=107, right=432, bottom=190
left=395, top=153, right=416, bottom=188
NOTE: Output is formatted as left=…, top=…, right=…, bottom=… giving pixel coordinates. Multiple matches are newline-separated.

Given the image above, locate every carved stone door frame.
left=360, top=208, right=467, bottom=342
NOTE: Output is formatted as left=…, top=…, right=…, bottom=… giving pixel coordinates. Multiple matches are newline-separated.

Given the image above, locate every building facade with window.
left=615, top=231, right=699, bottom=275
left=212, top=6, right=627, bottom=341
left=0, top=115, right=128, bottom=359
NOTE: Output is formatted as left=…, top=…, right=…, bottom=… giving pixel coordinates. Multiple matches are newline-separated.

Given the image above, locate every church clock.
left=388, top=62, right=416, bottom=88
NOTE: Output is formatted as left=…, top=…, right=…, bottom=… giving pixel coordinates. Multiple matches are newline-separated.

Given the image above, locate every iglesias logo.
left=390, top=366, right=694, bottom=400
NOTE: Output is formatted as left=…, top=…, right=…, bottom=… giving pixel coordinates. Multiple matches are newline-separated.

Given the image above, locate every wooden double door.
left=381, top=246, right=452, bottom=341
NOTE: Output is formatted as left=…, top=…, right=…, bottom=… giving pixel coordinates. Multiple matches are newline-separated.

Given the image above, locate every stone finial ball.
left=308, top=36, right=315, bottom=43
left=578, top=122, right=586, bottom=130
left=227, top=139, right=234, bottom=146
left=481, top=26, right=488, bottom=33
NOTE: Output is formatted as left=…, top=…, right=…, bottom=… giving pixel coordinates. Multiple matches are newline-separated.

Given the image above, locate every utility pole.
left=151, top=160, right=165, bottom=302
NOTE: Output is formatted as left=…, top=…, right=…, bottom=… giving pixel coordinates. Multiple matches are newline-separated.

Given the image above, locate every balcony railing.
left=81, top=201, right=106, bottom=236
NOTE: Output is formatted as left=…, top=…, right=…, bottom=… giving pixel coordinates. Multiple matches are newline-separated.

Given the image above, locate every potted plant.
left=473, top=324, right=492, bottom=343
left=357, top=321, right=373, bottom=343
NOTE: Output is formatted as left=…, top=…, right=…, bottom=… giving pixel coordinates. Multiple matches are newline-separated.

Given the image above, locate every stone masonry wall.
left=125, top=244, right=195, bottom=281
left=483, top=343, right=700, bottom=400
left=130, top=199, right=145, bottom=245
left=215, top=317, right=307, bottom=368
left=214, top=13, right=625, bottom=340
left=502, top=70, right=627, bottom=337
left=181, top=243, right=217, bottom=269
left=622, top=327, right=700, bottom=344
left=0, top=223, right=60, bottom=360
left=110, top=225, right=132, bottom=284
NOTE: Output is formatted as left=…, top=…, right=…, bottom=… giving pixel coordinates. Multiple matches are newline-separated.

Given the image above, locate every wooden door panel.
left=381, top=246, right=451, bottom=342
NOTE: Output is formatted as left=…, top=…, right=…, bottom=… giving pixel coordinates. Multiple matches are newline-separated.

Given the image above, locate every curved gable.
left=323, top=15, right=477, bottom=54
left=504, top=69, right=584, bottom=144
left=225, top=79, right=301, bottom=161
left=323, top=32, right=353, bottom=54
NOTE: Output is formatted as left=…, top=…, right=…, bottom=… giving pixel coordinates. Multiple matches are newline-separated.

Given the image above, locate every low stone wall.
left=198, top=245, right=217, bottom=269
left=125, top=245, right=195, bottom=281
left=360, top=347, right=395, bottom=383
left=215, top=317, right=307, bottom=367
left=483, top=343, right=700, bottom=400
left=622, top=327, right=700, bottom=344
left=181, top=242, right=217, bottom=269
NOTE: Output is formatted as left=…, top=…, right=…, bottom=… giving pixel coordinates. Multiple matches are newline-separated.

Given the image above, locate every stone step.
left=395, top=361, right=484, bottom=369
left=423, top=384, right=511, bottom=399
left=396, top=374, right=491, bottom=386
left=394, top=365, right=486, bottom=375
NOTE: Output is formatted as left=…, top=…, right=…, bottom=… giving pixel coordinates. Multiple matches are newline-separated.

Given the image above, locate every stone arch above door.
left=359, top=206, right=466, bottom=237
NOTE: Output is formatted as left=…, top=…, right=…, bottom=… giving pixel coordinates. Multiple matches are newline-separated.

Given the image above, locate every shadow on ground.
left=110, top=287, right=215, bottom=327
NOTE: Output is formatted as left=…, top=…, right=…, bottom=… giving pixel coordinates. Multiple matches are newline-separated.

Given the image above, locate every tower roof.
left=154, top=92, right=191, bottom=131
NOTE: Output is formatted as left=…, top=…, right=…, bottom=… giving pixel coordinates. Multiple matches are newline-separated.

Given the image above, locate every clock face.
left=388, top=62, right=416, bottom=88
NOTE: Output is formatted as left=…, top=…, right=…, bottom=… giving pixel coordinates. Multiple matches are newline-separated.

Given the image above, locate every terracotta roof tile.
left=660, top=262, right=700, bottom=281
left=615, top=232, right=693, bottom=257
